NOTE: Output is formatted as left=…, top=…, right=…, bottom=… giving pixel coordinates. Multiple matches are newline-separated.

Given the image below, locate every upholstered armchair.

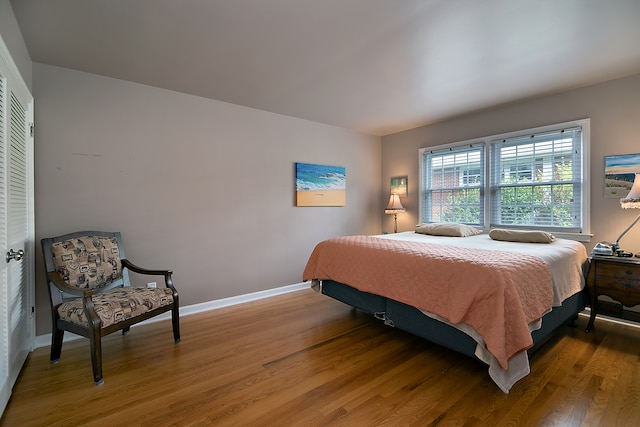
left=41, top=231, right=180, bottom=385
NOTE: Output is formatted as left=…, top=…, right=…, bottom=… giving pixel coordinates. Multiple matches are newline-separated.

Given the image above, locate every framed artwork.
left=390, top=176, right=408, bottom=197
left=295, top=162, right=346, bottom=206
left=604, top=153, right=640, bottom=198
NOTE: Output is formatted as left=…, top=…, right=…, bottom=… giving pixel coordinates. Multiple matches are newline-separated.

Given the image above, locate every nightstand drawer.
left=594, top=274, right=640, bottom=291
left=595, top=263, right=640, bottom=280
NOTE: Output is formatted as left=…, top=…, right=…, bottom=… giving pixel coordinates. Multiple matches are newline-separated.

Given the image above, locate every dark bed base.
left=321, top=279, right=588, bottom=361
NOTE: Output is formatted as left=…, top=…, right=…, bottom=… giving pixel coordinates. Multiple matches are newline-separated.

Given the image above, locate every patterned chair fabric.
left=58, top=287, right=174, bottom=328
left=51, top=235, right=122, bottom=290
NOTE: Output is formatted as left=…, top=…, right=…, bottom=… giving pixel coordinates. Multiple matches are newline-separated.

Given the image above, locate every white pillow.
left=415, top=223, right=482, bottom=237
left=489, top=228, right=555, bottom=243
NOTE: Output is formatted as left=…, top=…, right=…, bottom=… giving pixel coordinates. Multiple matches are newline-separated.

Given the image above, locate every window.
left=490, top=127, right=583, bottom=231
left=420, top=119, right=590, bottom=238
left=422, top=144, right=485, bottom=225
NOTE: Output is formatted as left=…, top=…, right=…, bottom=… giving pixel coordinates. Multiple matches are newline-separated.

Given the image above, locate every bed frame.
left=320, top=279, right=588, bottom=360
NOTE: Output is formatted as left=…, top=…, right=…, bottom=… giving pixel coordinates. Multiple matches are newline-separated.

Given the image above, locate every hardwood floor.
left=2, top=288, right=640, bottom=426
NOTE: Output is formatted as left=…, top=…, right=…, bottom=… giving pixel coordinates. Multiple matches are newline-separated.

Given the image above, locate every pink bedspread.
left=303, top=236, right=553, bottom=371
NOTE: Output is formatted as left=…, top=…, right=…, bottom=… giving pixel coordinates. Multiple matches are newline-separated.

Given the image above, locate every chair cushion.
left=58, top=287, right=174, bottom=328
left=51, top=235, right=122, bottom=289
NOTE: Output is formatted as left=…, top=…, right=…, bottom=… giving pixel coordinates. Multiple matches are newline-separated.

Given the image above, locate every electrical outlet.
left=146, top=282, right=157, bottom=288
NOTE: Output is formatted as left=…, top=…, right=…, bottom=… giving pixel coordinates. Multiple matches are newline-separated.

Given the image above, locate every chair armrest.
left=121, top=259, right=172, bottom=276
left=47, top=271, right=94, bottom=298
left=47, top=272, right=97, bottom=327
left=121, top=259, right=177, bottom=291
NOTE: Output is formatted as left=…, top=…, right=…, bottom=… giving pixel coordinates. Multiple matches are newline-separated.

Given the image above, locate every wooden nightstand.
left=585, top=255, right=640, bottom=332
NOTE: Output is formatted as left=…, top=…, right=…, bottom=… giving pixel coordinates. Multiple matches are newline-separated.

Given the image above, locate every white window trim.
left=419, top=119, right=591, bottom=242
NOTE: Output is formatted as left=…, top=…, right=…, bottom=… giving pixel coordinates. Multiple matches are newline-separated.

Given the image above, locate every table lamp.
left=613, top=172, right=640, bottom=256
left=385, top=193, right=405, bottom=233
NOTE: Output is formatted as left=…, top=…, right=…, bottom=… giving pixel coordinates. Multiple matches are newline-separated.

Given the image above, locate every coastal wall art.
left=295, top=162, right=346, bottom=206
left=604, top=153, right=640, bottom=198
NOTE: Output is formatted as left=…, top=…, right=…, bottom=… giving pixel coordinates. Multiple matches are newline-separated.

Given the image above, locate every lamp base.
left=614, top=212, right=640, bottom=256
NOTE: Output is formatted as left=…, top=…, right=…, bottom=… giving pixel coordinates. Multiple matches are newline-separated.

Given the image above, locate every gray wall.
left=381, top=73, right=640, bottom=254
left=32, top=63, right=381, bottom=335
left=0, top=0, right=31, bottom=89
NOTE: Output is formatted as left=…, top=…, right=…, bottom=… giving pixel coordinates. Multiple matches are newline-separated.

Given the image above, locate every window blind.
left=422, top=144, right=485, bottom=225
left=489, top=127, right=582, bottom=231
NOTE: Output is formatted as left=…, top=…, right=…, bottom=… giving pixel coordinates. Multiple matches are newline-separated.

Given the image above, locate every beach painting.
left=295, top=162, right=346, bottom=206
left=604, top=153, right=640, bottom=198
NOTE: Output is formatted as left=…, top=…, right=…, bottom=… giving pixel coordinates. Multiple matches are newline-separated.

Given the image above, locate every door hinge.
left=29, top=123, right=34, bottom=137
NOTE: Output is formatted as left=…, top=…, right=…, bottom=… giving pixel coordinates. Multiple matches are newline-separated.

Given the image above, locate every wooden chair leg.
left=50, top=328, right=64, bottom=363
left=89, top=331, right=104, bottom=385
left=172, top=305, right=181, bottom=343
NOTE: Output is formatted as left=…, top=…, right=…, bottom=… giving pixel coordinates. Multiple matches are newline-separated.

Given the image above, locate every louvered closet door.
left=0, top=40, right=35, bottom=416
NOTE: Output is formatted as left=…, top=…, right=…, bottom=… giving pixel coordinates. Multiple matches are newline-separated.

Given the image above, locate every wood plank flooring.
left=2, top=289, right=640, bottom=426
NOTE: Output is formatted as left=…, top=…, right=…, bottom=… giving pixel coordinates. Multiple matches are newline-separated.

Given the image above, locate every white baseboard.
left=578, top=309, right=640, bottom=329
left=34, top=282, right=311, bottom=350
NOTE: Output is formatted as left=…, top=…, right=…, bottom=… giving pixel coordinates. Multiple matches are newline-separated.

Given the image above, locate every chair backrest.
left=42, top=231, right=131, bottom=302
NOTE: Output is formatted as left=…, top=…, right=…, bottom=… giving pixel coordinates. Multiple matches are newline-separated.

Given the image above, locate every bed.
left=302, top=229, right=588, bottom=393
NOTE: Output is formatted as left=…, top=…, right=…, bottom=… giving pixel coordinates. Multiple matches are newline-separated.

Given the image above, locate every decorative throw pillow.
left=51, top=236, right=122, bottom=289
left=415, top=222, right=482, bottom=237
left=489, top=228, right=555, bottom=243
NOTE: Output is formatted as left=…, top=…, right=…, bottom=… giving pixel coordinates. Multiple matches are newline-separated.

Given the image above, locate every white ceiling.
left=10, top=0, right=640, bottom=136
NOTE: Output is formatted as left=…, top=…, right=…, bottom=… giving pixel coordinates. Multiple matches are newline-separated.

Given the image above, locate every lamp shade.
left=384, top=193, right=405, bottom=214
left=620, top=173, right=640, bottom=209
